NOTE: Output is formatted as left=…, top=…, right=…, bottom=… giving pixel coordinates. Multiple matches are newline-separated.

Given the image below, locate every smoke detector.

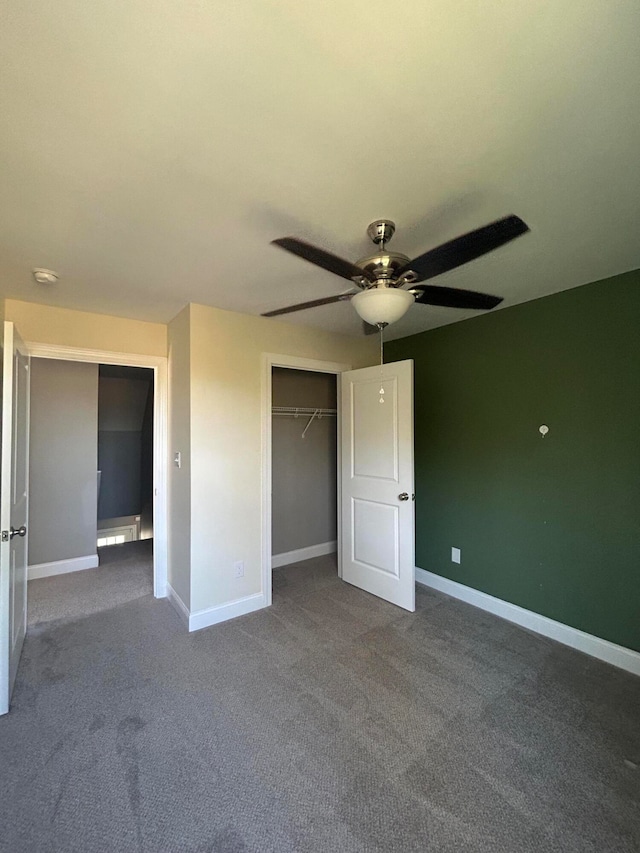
left=32, top=268, right=59, bottom=285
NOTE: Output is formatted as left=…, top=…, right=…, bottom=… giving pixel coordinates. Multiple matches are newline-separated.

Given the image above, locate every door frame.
left=261, top=353, right=351, bottom=607
left=24, top=342, right=168, bottom=598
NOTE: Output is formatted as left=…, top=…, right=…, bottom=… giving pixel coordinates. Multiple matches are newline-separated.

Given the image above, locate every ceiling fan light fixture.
left=352, top=287, right=414, bottom=326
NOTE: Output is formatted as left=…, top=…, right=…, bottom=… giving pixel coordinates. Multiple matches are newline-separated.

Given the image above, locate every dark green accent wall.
left=386, top=269, right=640, bottom=652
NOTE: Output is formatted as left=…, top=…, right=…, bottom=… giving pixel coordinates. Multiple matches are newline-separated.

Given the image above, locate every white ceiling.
left=1, top=1, right=639, bottom=340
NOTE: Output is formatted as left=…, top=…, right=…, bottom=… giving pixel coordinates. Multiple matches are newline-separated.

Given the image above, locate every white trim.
left=25, top=341, right=168, bottom=600
left=189, top=592, right=266, bottom=632
left=28, top=554, right=99, bottom=581
left=272, top=540, right=337, bottom=569
left=261, top=354, right=351, bottom=608
left=415, top=568, right=640, bottom=677
left=166, top=584, right=266, bottom=633
left=166, top=582, right=190, bottom=628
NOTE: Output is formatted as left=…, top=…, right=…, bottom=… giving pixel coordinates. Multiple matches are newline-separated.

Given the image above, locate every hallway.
left=28, top=540, right=153, bottom=627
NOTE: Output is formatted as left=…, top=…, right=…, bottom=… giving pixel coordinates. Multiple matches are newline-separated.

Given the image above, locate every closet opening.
left=271, top=367, right=338, bottom=596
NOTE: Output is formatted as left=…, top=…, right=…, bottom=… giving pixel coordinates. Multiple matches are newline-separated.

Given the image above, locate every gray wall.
left=97, top=375, right=151, bottom=521
left=167, top=306, right=191, bottom=608
left=29, top=359, right=98, bottom=565
left=272, top=369, right=337, bottom=555
left=139, top=380, right=154, bottom=539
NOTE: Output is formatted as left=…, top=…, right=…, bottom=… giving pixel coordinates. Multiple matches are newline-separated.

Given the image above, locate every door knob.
left=398, top=492, right=409, bottom=501
left=10, top=525, right=27, bottom=539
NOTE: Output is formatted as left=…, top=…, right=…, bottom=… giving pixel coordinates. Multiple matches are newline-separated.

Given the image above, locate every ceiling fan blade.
left=261, top=292, right=354, bottom=318
left=272, top=237, right=373, bottom=282
left=397, top=215, right=529, bottom=283
left=412, top=285, right=503, bottom=310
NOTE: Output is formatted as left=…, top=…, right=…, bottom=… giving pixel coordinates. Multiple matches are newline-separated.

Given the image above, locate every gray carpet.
left=1, top=552, right=639, bottom=852
left=28, top=539, right=154, bottom=626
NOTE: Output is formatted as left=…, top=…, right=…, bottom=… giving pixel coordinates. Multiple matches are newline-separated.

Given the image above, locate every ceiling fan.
left=263, top=215, right=529, bottom=332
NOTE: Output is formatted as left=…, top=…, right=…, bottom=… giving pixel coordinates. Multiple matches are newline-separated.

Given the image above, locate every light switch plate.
left=451, top=547, right=461, bottom=564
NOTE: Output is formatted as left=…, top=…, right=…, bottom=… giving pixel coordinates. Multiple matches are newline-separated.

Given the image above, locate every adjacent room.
left=0, top=2, right=639, bottom=852
left=26, top=359, right=155, bottom=626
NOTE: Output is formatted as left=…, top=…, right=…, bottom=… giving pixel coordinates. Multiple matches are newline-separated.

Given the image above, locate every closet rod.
left=272, top=406, right=337, bottom=438
left=271, top=406, right=337, bottom=417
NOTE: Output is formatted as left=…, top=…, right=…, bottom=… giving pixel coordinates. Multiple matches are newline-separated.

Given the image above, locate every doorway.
left=271, top=367, right=338, bottom=593
left=25, top=342, right=167, bottom=598
left=262, top=353, right=416, bottom=613
left=261, top=353, right=351, bottom=606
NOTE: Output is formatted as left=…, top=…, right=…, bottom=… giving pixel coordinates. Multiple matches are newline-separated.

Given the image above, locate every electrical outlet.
left=451, top=547, right=461, bottom=564
left=234, top=560, right=244, bottom=578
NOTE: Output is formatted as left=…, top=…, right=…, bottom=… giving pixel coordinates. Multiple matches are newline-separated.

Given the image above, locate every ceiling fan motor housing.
left=356, top=219, right=410, bottom=285
left=355, top=250, right=410, bottom=284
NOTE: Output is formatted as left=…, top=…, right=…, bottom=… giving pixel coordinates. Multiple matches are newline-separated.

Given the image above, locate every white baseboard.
left=28, top=554, right=99, bottom=581
left=189, top=592, right=266, bottom=632
left=166, top=582, right=190, bottom=628
left=165, top=584, right=267, bottom=633
left=272, top=540, right=337, bottom=569
left=415, top=567, right=640, bottom=677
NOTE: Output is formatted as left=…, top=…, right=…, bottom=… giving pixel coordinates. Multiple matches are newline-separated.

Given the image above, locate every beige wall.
left=167, top=305, right=191, bottom=608
left=188, top=303, right=377, bottom=613
left=8, top=295, right=377, bottom=621
left=4, top=300, right=166, bottom=357
left=29, top=359, right=99, bottom=565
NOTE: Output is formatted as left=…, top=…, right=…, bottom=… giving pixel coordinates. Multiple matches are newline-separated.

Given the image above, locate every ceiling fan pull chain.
left=379, top=323, right=385, bottom=404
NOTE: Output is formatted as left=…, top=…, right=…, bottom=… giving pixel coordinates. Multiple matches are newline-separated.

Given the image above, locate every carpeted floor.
left=1, top=549, right=639, bottom=852
left=27, top=539, right=154, bottom=626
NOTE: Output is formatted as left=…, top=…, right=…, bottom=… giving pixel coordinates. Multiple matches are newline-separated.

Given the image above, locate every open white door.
left=0, top=321, right=30, bottom=715
left=340, top=359, right=415, bottom=611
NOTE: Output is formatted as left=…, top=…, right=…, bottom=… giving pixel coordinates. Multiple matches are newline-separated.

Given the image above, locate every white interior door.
left=340, top=359, right=415, bottom=611
left=0, top=321, right=30, bottom=715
